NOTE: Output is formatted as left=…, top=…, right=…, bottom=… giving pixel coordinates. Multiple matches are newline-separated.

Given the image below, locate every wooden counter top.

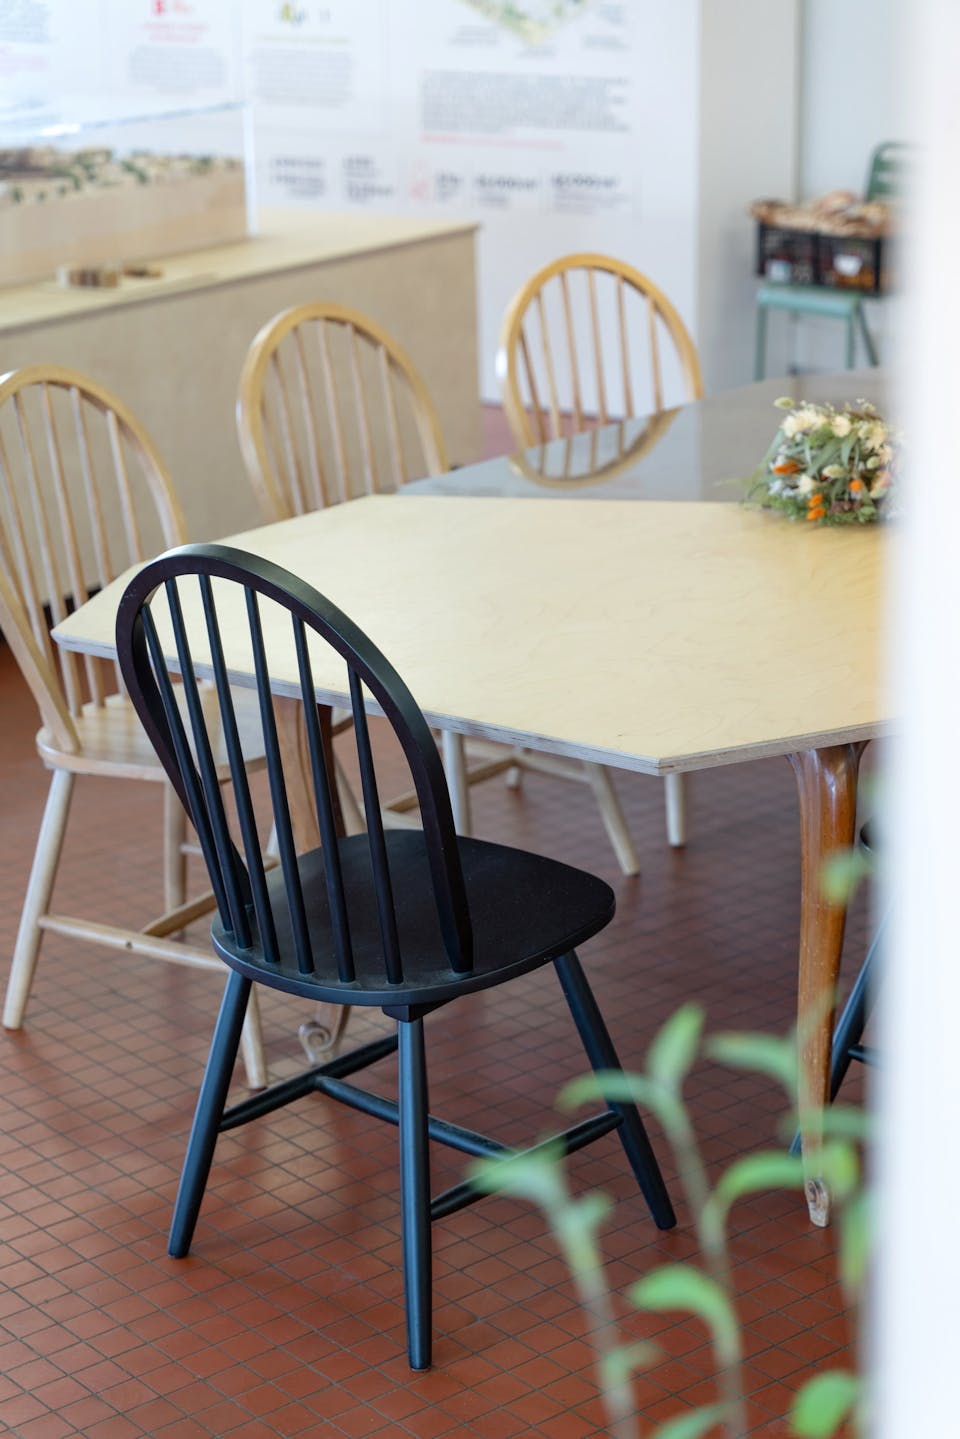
left=0, top=210, right=478, bottom=334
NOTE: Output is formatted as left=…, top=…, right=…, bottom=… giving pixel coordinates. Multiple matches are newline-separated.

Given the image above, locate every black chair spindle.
left=349, top=666, right=403, bottom=985
left=292, top=615, right=356, bottom=982
left=245, top=587, right=315, bottom=975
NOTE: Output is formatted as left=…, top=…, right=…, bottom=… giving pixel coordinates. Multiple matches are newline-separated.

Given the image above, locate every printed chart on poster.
left=246, top=0, right=641, bottom=216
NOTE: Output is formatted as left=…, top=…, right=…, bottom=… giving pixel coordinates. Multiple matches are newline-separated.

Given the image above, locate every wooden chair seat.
left=35, top=685, right=267, bottom=778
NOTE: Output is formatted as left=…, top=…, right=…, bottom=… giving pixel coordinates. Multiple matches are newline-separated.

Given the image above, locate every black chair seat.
left=215, top=831, right=615, bottom=1007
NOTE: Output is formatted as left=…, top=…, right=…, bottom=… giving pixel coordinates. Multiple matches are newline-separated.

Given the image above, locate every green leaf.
left=555, top=1192, right=613, bottom=1267
left=468, top=1144, right=565, bottom=1207
left=705, top=1031, right=797, bottom=1093
left=791, top=1370, right=860, bottom=1437
left=559, top=1069, right=683, bottom=1133
left=651, top=1402, right=733, bottom=1439
left=648, top=1004, right=705, bottom=1091
left=839, top=1189, right=871, bottom=1299
left=629, top=1265, right=739, bottom=1366
left=817, top=1105, right=873, bottom=1143
left=703, top=1151, right=804, bottom=1242
left=821, top=847, right=873, bottom=904
left=599, top=1339, right=658, bottom=1389
left=813, top=437, right=843, bottom=472
left=819, top=1140, right=861, bottom=1201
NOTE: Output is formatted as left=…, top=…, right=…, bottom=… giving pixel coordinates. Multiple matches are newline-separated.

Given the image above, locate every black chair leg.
left=398, top=1017, right=432, bottom=1370
left=829, top=913, right=883, bottom=1102
left=554, top=951, right=676, bottom=1231
left=169, top=970, right=251, bottom=1259
left=789, top=913, right=883, bottom=1155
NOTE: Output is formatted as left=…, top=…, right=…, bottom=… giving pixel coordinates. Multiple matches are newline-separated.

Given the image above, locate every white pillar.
left=877, top=1, right=960, bottom=1432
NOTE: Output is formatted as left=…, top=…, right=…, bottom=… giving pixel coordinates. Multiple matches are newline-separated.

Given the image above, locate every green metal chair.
left=754, top=142, right=908, bottom=379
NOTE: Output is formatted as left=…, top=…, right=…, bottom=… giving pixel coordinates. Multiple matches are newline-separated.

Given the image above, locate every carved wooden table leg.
left=788, top=742, right=867, bottom=1226
left=274, top=697, right=351, bottom=1058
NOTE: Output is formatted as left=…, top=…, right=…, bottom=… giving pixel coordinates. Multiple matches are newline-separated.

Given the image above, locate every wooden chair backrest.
left=0, top=365, right=186, bottom=729
left=508, top=407, right=679, bottom=490
left=495, top=252, right=704, bottom=447
left=237, top=302, right=450, bottom=522
left=118, top=543, right=473, bottom=982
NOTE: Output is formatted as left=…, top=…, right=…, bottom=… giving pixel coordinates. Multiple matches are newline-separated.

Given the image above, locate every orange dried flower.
left=849, top=479, right=865, bottom=493
left=773, top=461, right=802, bottom=475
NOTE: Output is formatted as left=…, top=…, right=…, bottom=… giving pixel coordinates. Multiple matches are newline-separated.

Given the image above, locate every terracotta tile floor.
left=0, top=410, right=870, bottom=1437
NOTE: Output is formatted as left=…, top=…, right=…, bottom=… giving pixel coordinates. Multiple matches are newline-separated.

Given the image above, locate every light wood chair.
left=0, top=365, right=266, bottom=1088
left=237, top=302, right=520, bottom=849
left=237, top=301, right=449, bottom=521
left=495, top=251, right=704, bottom=445
left=495, top=253, right=706, bottom=853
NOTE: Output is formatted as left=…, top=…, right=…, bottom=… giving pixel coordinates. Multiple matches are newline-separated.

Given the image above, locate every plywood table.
left=54, top=486, right=890, bottom=1226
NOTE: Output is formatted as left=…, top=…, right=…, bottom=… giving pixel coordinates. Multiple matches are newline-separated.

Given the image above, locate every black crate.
left=755, top=222, right=819, bottom=286
left=755, top=220, right=888, bottom=294
left=817, top=233, right=886, bottom=295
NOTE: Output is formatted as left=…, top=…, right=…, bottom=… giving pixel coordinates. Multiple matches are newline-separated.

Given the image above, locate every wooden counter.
left=0, top=211, right=482, bottom=543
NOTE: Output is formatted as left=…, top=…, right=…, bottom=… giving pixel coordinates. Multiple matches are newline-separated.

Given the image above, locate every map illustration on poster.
left=246, top=0, right=639, bottom=216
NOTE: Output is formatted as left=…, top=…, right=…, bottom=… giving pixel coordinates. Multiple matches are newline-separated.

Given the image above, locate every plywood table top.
left=53, top=493, right=890, bottom=777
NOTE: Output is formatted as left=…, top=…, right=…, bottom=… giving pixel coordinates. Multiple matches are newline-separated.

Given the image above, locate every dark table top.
left=407, top=369, right=891, bottom=502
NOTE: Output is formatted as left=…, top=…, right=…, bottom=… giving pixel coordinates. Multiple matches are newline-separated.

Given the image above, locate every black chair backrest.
left=116, top=543, right=473, bottom=981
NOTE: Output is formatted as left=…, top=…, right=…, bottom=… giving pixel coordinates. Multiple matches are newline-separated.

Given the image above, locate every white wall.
left=697, top=0, right=800, bottom=392
left=782, top=0, right=912, bottom=376
left=800, top=0, right=911, bottom=196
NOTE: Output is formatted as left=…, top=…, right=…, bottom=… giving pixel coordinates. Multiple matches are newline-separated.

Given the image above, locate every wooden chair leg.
left=333, top=755, right=365, bottom=836
left=663, top=772, right=687, bottom=848
left=239, top=985, right=267, bottom=1090
left=441, top=731, right=472, bottom=837
left=3, top=768, right=74, bottom=1030
left=398, top=1017, right=432, bottom=1370
left=162, top=782, right=189, bottom=914
left=554, top=950, right=676, bottom=1230
left=584, top=763, right=639, bottom=876
left=169, top=970, right=251, bottom=1258
left=828, top=915, right=881, bottom=1100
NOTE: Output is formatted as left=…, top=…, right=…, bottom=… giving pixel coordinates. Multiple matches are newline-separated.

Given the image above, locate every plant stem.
left=666, top=1106, right=748, bottom=1439
left=550, top=1197, right=643, bottom=1439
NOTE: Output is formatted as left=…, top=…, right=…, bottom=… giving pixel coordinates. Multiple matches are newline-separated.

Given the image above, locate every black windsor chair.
left=115, top=543, right=676, bottom=1371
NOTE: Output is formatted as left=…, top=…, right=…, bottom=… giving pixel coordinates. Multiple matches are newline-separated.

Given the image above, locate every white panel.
left=878, top=0, right=960, bottom=1433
